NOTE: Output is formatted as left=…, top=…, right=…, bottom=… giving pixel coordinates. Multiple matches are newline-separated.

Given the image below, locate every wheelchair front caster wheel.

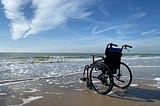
left=86, top=81, right=92, bottom=89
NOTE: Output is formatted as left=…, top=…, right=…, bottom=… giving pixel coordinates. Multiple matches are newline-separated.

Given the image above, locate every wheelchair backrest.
left=105, top=47, right=122, bottom=71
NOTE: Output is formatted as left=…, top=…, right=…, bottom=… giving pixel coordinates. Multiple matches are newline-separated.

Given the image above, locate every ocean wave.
left=8, top=55, right=91, bottom=60
left=1, top=54, right=159, bottom=66
left=130, top=66, right=160, bottom=68
left=0, top=53, right=160, bottom=83
left=144, top=77, right=160, bottom=89
left=0, top=56, right=92, bottom=65
left=154, top=77, right=160, bottom=81
left=122, top=54, right=160, bottom=60
left=145, top=83, right=160, bottom=89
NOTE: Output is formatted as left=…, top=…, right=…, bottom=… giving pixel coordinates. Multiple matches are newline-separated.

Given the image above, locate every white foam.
left=45, top=92, right=64, bottom=95
left=130, top=66, right=160, bottom=68
left=46, top=79, right=50, bottom=82
left=123, top=56, right=160, bottom=60
left=130, top=84, right=138, bottom=87
left=10, top=96, right=43, bottom=106
left=74, top=88, right=84, bottom=91
left=21, top=96, right=43, bottom=106
left=48, top=82, right=54, bottom=84
left=154, top=77, right=160, bottom=81
left=92, top=81, right=101, bottom=83
left=0, top=80, right=28, bottom=87
left=23, top=88, right=40, bottom=93
left=145, top=84, right=160, bottom=89
left=0, top=69, right=10, bottom=74
left=0, top=93, right=7, bottom=96
left=107, top=90, right=116, bottom=95
left=11, top=95, right=16, bottom=98
left=79, top=80, right=83, bottom=84
left=0, top=75, right=62, bottom=87
left=135, top=77, right=148, bottom=80
left=55, top=82, right=60, bottom=85
left=59, top=85, right=68, bottom=88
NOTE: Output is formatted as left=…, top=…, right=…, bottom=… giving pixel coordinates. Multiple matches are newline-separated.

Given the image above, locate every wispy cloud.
left=99, top=7, right=110, bottom=17
left=131, top=11, right=146, bottom=18
left=92, top=25, right=121, bottom=34
left=1, top=0, right=30, bottom=40
left=92, top=24, right=130, bottom=34
left=141, top=29, right=160, bottom=36
left=1, top=0, right=93, bottom=40
left=128, top=4, right=146, bottom=19
left=84, top=18, right=106, bottom=25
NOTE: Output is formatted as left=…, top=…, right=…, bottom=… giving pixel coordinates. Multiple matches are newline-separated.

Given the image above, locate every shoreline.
left=0, top=74, right=160, bottom=106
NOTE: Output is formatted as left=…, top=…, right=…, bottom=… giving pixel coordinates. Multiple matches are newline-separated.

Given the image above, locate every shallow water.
left=0, top=53, right=160, bottom=88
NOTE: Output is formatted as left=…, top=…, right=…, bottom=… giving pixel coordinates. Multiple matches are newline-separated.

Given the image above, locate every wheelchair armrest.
left=91, top=55, right=104, bottom=62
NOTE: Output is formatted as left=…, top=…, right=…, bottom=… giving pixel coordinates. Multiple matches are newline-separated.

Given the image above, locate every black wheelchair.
left=80, top=43, right=132, bottom=95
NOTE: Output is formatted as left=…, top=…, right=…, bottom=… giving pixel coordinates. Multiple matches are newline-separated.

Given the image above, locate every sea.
left=0, top=53, right=160, bottom=88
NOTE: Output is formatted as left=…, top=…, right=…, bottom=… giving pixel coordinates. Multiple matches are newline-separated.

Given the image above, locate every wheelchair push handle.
left=127, top=45, right=132, bottom=48
left=122, top=44, right=132, bottom=51
left=122, top=44, right=132, bottom=48
left=107, top=43, right=118, bottom=48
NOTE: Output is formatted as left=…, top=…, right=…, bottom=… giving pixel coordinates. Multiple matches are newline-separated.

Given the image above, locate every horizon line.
left=0, top=52, right=159, bottom=55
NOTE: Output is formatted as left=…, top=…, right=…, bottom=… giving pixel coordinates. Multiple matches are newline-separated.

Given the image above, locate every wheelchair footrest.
left=80, top=77, right=88, bottom=81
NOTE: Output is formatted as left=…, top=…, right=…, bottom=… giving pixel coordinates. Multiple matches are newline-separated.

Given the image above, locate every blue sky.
left=0, top=0, right=160, bottom=53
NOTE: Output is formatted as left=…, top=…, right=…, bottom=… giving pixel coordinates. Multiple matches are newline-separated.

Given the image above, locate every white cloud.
left=128, top=4, right=146, bottom=19
left=99, top=7, right=110, bottom=17
left=141, top=29, right=157, bottom=35
left=92, top=25, right=121, bottom=34
left=1, top=0, right=31, bottom=40
left=92, top=24, right=130, bottom=34
left=75, top=11, right=93, bottom=19
left=1, top=0, right=93, bottom=40
left=131, top=11, right=146, bottom=18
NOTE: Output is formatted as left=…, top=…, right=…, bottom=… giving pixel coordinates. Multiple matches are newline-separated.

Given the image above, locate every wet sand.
left=25, top=87, right=160, bottom=106
left=0, top=74, right=160, bottom=106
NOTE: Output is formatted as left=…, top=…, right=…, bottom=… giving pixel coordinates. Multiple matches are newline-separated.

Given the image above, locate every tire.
left=90, top=62, right=113, bottom=95
left=113, top=62, right=132, bottom=89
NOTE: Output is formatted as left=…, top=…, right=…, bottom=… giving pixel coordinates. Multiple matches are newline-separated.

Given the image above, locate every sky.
left=0, top=0, right=160, bottom=53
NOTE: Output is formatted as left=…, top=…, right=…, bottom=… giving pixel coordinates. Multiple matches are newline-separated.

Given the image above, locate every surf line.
left=0, top=70, right=11, bottom=74
left=0, top=71, right=83, bottom=86
left=0, top=75, right=63, bottom=87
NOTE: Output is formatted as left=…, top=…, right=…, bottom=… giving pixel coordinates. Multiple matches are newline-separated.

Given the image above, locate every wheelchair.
left=80, top=43, right=132, bottom=95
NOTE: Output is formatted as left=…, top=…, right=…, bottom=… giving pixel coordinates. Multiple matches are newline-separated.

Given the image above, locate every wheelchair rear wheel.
left=90, top=62, right=113, bottom=95
left=113, top=62, right=132, bottom=89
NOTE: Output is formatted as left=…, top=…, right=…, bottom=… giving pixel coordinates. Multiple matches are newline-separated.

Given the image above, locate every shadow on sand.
left=109, top=87, right=160, bottom=102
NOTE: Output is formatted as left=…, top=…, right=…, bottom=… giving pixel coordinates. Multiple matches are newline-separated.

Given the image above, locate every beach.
left=0, top=53, right=160, bottom=106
